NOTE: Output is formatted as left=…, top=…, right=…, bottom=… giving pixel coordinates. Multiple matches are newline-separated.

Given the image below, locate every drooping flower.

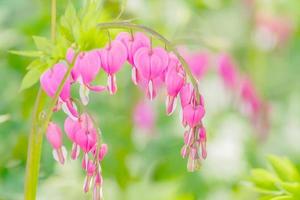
left=185, top=52, right=210, bottom=79
left=93, top=172, right=103, bottom=200
left=99, top=40, right=128, bottom=95
left=46, top=122, right=67, bottom=164
left=72, top=50, right=106, bottom=105
left=182, top=104, right=205, bottom=128
left=165, top=54, right=186, bottom=115
left=198, top=127, right=207, bottom=159
left=64, top=117, right=81, bottom=160
left=240, top=78, right=261, bottom=116
left=75, top=121, right=98, bottom=155
left=134, top=47, right=169, bottom=100
left=116, top=32, right=150, bottom=84
left=40, top=63, right=78, bottom=118
left=82, top=159, right=96, bottom=193
left=217, top=54, right=239, bottom=90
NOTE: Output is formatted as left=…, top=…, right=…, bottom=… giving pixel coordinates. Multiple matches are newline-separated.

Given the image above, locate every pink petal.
left=46, top=122, right=63, bottom=149
left=100, top=40, right=127, bottom=74
left=183, top=104, right=205, bottom=128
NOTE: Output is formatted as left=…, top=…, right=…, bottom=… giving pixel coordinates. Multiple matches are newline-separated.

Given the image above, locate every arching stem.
left=97, top=21, right=201, bottom=102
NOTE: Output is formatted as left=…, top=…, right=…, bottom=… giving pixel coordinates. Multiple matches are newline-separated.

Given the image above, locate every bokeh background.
left=1, top=0, right=300, bottom=199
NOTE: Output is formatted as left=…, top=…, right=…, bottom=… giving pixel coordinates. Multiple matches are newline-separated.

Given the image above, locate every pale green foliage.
left=10, top=0, right=105, bottom=92
left=248, top=155, right=300, bottom=200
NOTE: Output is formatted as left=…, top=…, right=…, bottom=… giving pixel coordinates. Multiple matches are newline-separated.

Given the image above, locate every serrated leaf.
left=20, top=65, right=46, bottom=91
left=250, top=169, right=281, bottom=191
left=33, top=36, right=54, bottom=55
left=9, top=50, right=43, bottom=57
left=267, top=155, right=300, bottom=182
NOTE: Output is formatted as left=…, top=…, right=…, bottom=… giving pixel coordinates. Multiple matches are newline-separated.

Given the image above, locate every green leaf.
left=267, top=155, right=300, bottom=182
left=250, top=168, right=281, bottom=191
left=19, top=65, right=46, bottom=91
left=9, top=50, right=43, bottom=57
left=59, top=1, right=80, bottom=42
left=32, top=36, right=54, bottom=55
left=270, top=195, right=294, bottom=200
left=26, top=59, right=43, bottom=70
left=281, top=182, right=300, bottom=197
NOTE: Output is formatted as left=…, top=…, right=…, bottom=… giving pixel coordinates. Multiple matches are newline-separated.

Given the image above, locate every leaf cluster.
left=248, top=155, right=300, bottom=200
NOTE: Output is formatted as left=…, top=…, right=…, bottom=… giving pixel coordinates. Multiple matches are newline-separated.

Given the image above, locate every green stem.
left=97, top=22, right=201, bottom=102
left=24, top=0, right=59, bottom=199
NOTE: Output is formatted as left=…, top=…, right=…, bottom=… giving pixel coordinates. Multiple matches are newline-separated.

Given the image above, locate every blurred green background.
left=1, top=0, right=300, bottom=199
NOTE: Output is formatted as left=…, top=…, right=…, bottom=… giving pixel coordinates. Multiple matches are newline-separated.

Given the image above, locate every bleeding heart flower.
left=46, top=122, right=67, bottom=164
left=99, top=40, right=128, bottom=95
left=240, top=78, right=261, bottom=115
left=116, top=32, right=150, bottom=84
left=64, top=117, right=81, bottom=159
left=40, top=63, right=71, bottom=101
left=198, top=127, right=207, bottom=159
left=82, top=159, right=96, bottom=193
left=40, top=63, right=78, bottom=119
left=72, top=50, right=106, bottom=105
left=217, top=54, right=239, bottom=90
left=185, top=52, right=210, bottom=79
left=134, top=47, right=169, bottom=100
left=165, top=54, right=186, bottom=115
left=183, top=104, right=205, bottom=128
left=179, top=83, right=195, bottom=108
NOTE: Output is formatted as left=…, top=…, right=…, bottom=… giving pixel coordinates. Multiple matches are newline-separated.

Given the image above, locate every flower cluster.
left=217, top=53, right=269, bottom=137
left=40, top=31, right=207, bottom=198
left=46, top=113, right=108, bottom=199
left=180, top=84, right=206, bottom=171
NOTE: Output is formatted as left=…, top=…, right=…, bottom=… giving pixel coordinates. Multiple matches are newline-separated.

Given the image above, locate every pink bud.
left=183, top=104, right=205, bottom=128
left=198, top=127, right=207, bottom=159
left=99, top=143, right=108, bottom=161
left=187, top=147, right=201, bottom=172
left=82, top=159, right=96, bottom=193
left=82, top=159, right=96, bottom=176
left=46, top=122, right=66, bottom=164
left=46, top=122, right=63, bottom=149
left=93, top=173, right=103, bottom=200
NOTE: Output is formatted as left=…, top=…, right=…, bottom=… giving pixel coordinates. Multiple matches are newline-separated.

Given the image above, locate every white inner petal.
left=79, top=84, right=90, bottom=106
